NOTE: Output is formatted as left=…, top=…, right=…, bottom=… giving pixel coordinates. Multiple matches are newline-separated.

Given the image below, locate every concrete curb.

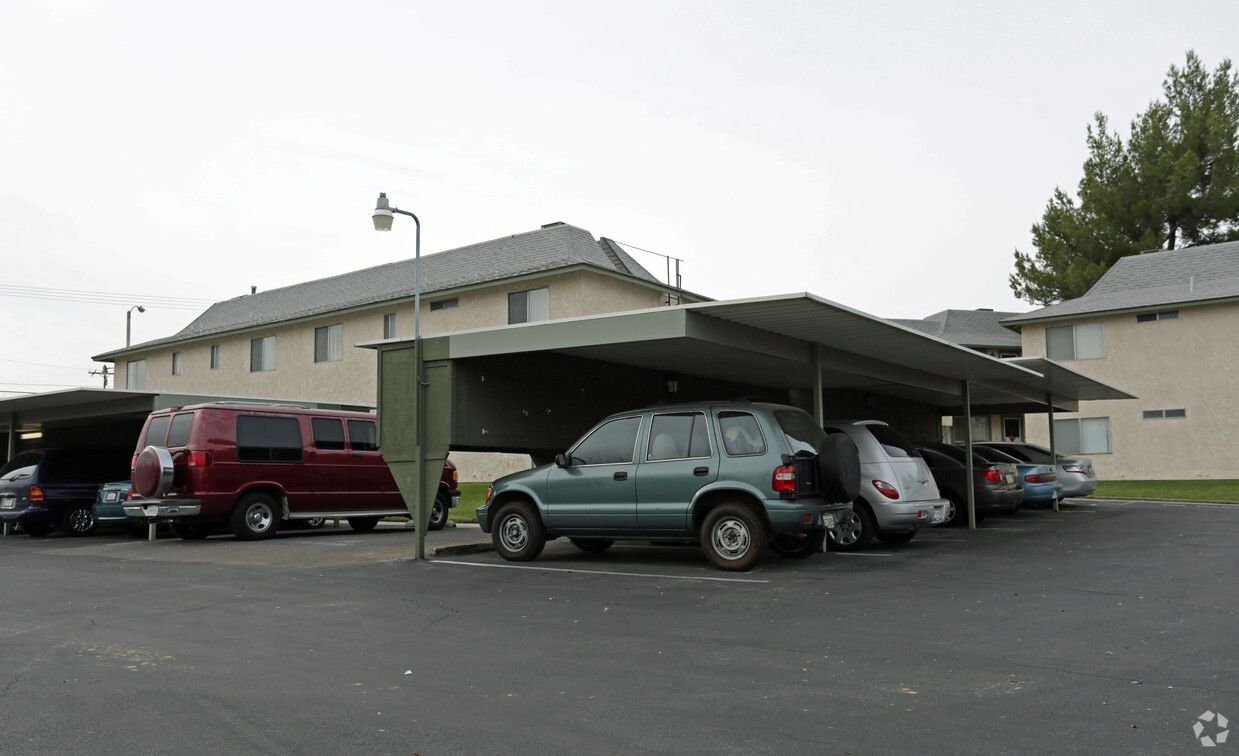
left=431, top=541, right=495, bottom=557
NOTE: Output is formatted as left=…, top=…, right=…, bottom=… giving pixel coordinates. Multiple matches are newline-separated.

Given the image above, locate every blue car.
left=972, top=445, right=1063, bottom=506
left=94, top=480, right=148, bottom=536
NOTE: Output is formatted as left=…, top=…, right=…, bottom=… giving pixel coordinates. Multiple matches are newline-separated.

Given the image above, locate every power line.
left=0, top=284, right=218, bottom=310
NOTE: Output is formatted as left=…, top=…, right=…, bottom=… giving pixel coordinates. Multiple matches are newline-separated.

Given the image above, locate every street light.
left=372, top=192, right=420, bottom=340
left=126, top=305, right=145, bottom=347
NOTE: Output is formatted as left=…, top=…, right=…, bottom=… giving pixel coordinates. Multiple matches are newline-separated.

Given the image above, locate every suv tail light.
left=187, top=450, right=212, bottom=468
left=871, top=480, right=899, bottom=499
left=772, top=465, right=797, bottom=493
left=981, top=469, right=1004, bottom=483
left=29, top=486, right=44, bottom=504
left=130, top=453, right=138, bottom=472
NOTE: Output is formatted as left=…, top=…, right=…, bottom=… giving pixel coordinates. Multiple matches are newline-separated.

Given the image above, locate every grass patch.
left=1094, top=480, right=1239, bottom=504
left=450, top=482, right=491, bottom=523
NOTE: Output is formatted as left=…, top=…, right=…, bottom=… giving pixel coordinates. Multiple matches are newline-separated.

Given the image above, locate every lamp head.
left=137, top=305, right=145, bottom=313
left=372, top=192, right=394, bottom=231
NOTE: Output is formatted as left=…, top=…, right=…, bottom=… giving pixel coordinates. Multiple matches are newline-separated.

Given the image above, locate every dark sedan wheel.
left=942, top=494, right=963, bottom=526
left=570, top=538, right=614, bottom=554
left=492, top=502, right=546, bottom=561
left=60, top=504, right=97, bottom=537
left=876, top=529, right=916, bottom=546
left=348, top=516, right=380, bottom=533
left=770, top=529, right=826, bottom=558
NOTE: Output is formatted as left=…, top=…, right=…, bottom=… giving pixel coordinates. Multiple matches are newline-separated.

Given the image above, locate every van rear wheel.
left=348, top=516, right=380, bottom=532
left=232, top=493, right=280, bottom=541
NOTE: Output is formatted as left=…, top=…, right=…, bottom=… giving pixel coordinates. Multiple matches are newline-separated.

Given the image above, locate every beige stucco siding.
left=1018, top=302, right=1239, bottom=480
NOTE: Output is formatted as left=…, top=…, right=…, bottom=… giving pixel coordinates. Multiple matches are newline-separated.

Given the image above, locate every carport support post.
left=963, top=380, right=976, bottom=530
left=1047, top=392, right=1059, bottom=513
left=812, top=345, right=825, bottom=424
left=376, top=337, right=452, bottom=560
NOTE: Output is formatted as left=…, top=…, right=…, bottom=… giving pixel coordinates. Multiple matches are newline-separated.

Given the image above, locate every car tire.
left=21, top=521, right=53, bottom=537
left=304, top=517, right=327, bottom=529
left=570, top=538, right=614, bottom=554
left=231, top=492, right=280, bottom=541
left=942, top=493, right=963, bottom=527
left=168, top=522, right=213, bottom=540
left=701, top=503, right=767, bottom=571
left=347, top=516, right=380, bottom=533
left=770, top=529, right=826, bottom=558
left=60, top=504, right=97, bottom=537
left=428, top=492, right=449, bottom=531
left=827, top=502, right=875, bottom=551
left=819, top=434, right=861, bottom=503
left=876, top=529, right=916, bottom=546
left=492, top=501, right=546, bottom=562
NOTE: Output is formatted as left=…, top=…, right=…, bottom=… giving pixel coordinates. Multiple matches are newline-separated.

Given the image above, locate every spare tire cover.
left=819, top=433, right=861, bottom=503
left=133, top=446, right=176, bottom=499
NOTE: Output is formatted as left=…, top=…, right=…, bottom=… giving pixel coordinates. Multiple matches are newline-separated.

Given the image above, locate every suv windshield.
left=774, top=409, right=828, bottom=455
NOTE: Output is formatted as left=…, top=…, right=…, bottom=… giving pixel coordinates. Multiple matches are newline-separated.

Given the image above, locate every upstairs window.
left=314, top=324, right=343, bottom=363
left=430, top=298, right=459, bottom=312
left=1142, top=408, right=1187, bottom=420
left=383, top=313, right=397, bottom=340
left=250, top=336, right=275, bottom=372
left=1053, top=417, right=1111, bottom=454
left=1046, top=322, right=1104, bottom=361
left=1136, top=310, right=1179, bottom=323
left=508, top=287, right=549, bottom=324
left=171, top=352, right=181, bottom=376
left=210, top=344, right=220, bottom=370
left=126, top=359, right=146, bottom=389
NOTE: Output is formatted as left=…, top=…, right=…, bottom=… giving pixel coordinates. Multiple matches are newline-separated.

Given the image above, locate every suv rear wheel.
left=492, top=501, right=546, bottom=561
left=701, top=503, right=767, bottom=571
left=232, top=492, right=280, bottom=541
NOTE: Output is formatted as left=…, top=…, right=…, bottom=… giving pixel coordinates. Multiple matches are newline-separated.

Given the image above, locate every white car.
left=822, top=420, right=948, bottom=550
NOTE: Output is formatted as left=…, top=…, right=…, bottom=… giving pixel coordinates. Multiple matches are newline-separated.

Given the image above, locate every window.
left=430, top=298, right=458, bottom=312
left=171, top=352, right=181, bottom=376
left=250, top=336, right=276, bottom=372
left=347, top=419, right=379, bottom=452
left=383, top=313, right=397, bottom=340
left=314, top=324, right=343, bottom=363
left=1053, top=417, right=1111, bottom=454
left=1136, top=310, right=1179, bottom=323
left=1002, top=417, right=1022, bottom=442
left=144, top=415, right=170, bottom=446
left=647, top=412, right=711, bottom=461
left=718, top=411, right=767, bottom=456
left=126, top=359, right=146, bottom=389
left=1143, top=408, right=1187, bottom=420
left=951, top=415, right=992, bottom=443
left=210, top=344, right=220, bottom=370
left=508, top=287, right=549, bottom=324
left=312, top=418, right=346, bottom=450
left=236, top=415, right=303, bottom=462
left=167, top=413, right=194, bottom=447
left=1046, top=322, right=1104, bottom=361
left=569, top=416, right=641, bottom=465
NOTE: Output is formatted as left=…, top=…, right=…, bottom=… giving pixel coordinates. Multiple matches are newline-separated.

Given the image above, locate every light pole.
left=126, top=305, right=145, bottom=347
left=372, top=192, right=428, bottom=557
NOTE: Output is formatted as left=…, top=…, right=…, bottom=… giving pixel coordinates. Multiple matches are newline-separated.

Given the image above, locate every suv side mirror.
left=554, top=453, right=570, bottom=468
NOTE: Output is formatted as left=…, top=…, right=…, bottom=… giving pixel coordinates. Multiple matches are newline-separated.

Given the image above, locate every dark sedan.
left=915, top=443, right=1023, bottom=526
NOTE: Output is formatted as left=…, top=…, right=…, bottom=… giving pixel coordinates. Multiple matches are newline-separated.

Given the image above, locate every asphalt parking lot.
left=2, top=499, right=1236, bottom=754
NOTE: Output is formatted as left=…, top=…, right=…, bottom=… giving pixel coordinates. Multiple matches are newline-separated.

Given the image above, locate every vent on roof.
left=975, top=308, right=993, bottom=312
left=541, top=221, right=565, bottom=229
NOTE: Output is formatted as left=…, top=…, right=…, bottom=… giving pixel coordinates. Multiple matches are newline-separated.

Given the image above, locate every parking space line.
left=433, top=560, right=771, bottom=583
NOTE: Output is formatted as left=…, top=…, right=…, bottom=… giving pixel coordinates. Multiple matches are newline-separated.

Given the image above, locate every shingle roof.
left=96, top=223, right=671, bottom=358
left=1003, top=240, right=1239, bottom=325
left=888, top=309, right=1023, bottom=350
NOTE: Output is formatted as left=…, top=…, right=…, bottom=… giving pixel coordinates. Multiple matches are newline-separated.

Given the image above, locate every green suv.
left=477, top=401, right=859, bottom=571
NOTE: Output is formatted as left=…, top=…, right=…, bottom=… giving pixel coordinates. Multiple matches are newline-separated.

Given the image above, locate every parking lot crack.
left=1008, top=662, right=1238, bottom=696
left=420, top=603, right=458, bottom=632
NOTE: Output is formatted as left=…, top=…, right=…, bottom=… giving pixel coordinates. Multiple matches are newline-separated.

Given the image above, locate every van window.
left=313, top=418, right=346, bottom=450
left=236, top=415, right=304, bottom=463
left=347, top=420, right=378, bottom=452
left=167, top=413, right=194, bottom=448
left=145, top=415, right=171, bottom=446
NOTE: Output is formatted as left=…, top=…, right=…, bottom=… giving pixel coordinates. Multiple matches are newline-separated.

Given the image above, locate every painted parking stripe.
left=434, top=560, right=770, bottom=583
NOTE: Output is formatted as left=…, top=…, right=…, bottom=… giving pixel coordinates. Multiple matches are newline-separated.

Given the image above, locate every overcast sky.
left=2, top=0, right=1237, bottom=395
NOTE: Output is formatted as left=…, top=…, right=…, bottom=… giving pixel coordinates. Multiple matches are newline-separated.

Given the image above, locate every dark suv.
left=477, top=400, right=860, bottom=571
left=1, top=447, right=132, bottom=537
left=124, top=403, right=459, bottom=540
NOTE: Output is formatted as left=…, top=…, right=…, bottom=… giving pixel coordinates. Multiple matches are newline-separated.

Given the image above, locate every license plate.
left=932, top=507, right=945, bottom=523
left=105, top=491, right=119, bottom=502
left=821, top=513, right=836, bottom=529
left=1005, top=473, right=1014, bottom=483
left=0, top=496, right=14, bottom=510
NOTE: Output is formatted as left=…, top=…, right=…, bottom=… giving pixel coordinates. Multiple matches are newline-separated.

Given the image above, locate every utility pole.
left=89, top=365, right=110, bottom=388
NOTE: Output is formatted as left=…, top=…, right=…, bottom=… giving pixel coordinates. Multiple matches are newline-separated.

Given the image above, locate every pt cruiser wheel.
left=492, top=501, right=546, bottom=562
left=701, top=503, right=767, bottom=571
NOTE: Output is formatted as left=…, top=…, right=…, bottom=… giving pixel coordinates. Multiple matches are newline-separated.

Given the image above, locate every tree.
left=1011, top=51, right=1239, bottom=305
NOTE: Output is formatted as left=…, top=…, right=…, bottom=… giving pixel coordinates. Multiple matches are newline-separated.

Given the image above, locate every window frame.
left=314, top=323, right=344, bottom=364
left=1142, top=408, right=1187, bottom=420
left=209, top=344, right=220, bottom=370
left=508, top=287, right=549, bottom=325
left=383, top=313, right=397, bottom=340
left=1052, top=416, right=1112, bottom=454
left=250, top=336, right=276, bottom=373
left=171, top=351, right=181, bottom=376
left=1136, top=310, right=1179, bottom=323
left=126, top=359, right=146, bottom=389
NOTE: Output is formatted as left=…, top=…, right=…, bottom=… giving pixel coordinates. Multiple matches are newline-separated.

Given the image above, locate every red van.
left=124, top=403, right=458, bottom=540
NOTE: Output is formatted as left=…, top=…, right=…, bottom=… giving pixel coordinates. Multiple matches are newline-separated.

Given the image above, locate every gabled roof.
left=95, top=223, right=683, bottom=359
left=1003, top=240, right=1239, bottom=325
left=888, top=309, right=1023, bottom=350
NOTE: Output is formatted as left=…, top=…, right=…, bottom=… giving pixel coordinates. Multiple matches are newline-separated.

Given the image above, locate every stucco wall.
left=1018, top=302, right=1239, bottom=480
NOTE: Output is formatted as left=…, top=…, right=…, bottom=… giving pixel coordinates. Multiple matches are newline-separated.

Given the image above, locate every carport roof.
left=362, top=292, right=1134, bottom=413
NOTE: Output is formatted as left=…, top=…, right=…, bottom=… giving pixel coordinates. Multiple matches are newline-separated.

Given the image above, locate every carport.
left=361, top=293, right=1136, bottom=557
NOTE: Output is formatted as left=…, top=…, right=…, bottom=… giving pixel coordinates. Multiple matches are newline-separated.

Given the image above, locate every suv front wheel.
left=701, top=503, right=767, bottom=571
